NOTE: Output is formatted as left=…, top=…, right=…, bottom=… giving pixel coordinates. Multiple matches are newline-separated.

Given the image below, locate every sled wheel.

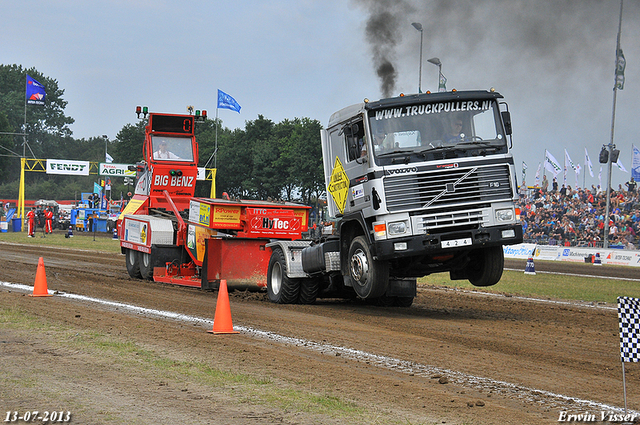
left=139, top=251, right=154, bottom=280
left=126, top=248, right=142, bottom=279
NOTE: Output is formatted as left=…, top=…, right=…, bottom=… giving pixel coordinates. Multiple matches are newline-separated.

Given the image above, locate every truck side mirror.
left=501, top=111, right=512, bottom=136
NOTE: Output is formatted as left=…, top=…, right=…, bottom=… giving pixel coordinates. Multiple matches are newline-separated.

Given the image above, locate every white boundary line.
left=1, top=280, right=636, bottom=416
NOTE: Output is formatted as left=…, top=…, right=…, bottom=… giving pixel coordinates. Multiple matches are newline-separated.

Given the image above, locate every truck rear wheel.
left=347, top=236, right=389, bottom=299
left=125, top=249, right=142, bottom=279
left=467, top=246, right=504, bottom=287
left=267, top=247, right=300, bottom=304
left=299, top=277, right=321, bottom=304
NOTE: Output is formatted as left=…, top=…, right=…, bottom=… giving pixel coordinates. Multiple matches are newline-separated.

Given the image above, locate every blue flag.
left=217, top=89, right=241, bottom=113
left=632, top=144, right=640, bottom=181
left=26, top=75, right=46, bottom=105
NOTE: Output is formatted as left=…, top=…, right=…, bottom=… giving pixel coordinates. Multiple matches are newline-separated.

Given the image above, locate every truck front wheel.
left=267, top=247, right=300, bottom=304
left=125, top=249, right=142, bottom=279
left=467, top=246, right=504, bottom=287
left=347, top=236, right=389, bottom=299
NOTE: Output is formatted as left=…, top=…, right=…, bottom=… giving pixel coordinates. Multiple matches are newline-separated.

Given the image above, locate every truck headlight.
left=387, top=221, right=407, bottom=235
left=495, top=208, right=514, bottom=223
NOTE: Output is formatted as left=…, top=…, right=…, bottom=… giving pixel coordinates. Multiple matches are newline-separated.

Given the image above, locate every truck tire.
left=126, top=249, right=142, bottom=279
left=139, top=251, right=154, bottom=280
left=267, top=247, right=300, bottom=304
left=467, top=246, right=504, bottom=287
left=298, top=277, right=321, bottom=304
left=347, top=236, right=389, bottom=299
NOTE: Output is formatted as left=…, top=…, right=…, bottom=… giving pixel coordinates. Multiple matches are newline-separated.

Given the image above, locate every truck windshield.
left=368, top=99, right=506, bottom=161
left=151, top=136, right=194, bottom=162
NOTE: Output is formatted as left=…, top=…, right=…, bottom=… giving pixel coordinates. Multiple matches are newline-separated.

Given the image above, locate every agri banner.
left=46, top=159, right=90, bottom=175
left=99, top=163, right=135, bottom=177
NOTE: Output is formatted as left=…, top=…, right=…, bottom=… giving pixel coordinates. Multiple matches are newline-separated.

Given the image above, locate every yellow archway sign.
left=327, top=156, right=349, bottom=214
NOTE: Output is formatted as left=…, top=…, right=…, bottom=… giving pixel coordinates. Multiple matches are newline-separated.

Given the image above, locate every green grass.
left=419, top=266, right=640, bottom=304
left=0, top=229, right=121, bottom=253
left=0, top=306, right=374, bottom=423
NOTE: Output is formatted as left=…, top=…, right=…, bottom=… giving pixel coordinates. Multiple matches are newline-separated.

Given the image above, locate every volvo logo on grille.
left=422, top=167, right=478, bottom=209
left=386, top=167, right=418, bottom=175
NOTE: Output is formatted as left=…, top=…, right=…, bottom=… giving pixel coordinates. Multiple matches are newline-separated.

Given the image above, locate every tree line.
left=0, top=65, right=325, bottom=205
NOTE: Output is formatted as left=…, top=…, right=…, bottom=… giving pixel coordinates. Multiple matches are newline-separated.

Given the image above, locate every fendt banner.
left=46, top=159, right=90, bottom=176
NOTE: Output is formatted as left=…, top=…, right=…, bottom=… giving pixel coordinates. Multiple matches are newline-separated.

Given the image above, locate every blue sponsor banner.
left=26, top=75, right=46, bottom=105
left=632, top=145, right=640, bottom=181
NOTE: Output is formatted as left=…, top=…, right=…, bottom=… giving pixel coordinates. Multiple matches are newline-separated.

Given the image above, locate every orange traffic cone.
left=208, top=280, right=239, bottom=334
left=30, top=257, right=53, bottom=297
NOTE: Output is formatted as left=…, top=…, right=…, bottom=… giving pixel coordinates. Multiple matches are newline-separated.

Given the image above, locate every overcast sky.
left=3, top=0, right=640, bottom=189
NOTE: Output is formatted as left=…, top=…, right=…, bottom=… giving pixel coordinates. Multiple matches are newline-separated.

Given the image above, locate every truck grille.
left=383, top=164, right=513, bottom=214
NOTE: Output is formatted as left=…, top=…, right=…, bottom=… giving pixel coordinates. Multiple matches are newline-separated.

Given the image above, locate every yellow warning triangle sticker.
left=327, top=156, right=349, bottom=214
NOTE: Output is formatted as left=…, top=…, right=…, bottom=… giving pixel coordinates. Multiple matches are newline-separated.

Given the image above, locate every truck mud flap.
left=385, top=278, right=417, bottom=298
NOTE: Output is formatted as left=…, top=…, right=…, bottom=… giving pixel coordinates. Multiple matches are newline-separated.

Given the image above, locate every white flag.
left=565, top=149, right=577, bottom=172
left=534, top=162, right=541, bottom=187
left=598, top=166, right=602, bottom=188
left=544, top=150, right=562, bottom=177
left=585, top=147, right=594, bottom=177
left=616, top=157, right=628, bottom=173
left=106, top=152, right=114, bottom=163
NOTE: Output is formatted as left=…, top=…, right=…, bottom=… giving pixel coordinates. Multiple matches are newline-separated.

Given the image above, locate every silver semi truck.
left=267, top=89, right=523, bottom=306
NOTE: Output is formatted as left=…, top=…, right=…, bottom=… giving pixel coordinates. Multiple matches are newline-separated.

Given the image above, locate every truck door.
left=323, top=118, right=369, bottom=216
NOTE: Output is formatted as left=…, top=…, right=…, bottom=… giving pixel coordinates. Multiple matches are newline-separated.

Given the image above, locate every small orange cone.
left=30, top=257, right=53, bottom=297
left=208, top=279, right=239, bottom=334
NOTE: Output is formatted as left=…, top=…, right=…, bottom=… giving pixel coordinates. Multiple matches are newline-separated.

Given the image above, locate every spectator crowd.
left=518, top=177, right=640, bottom=249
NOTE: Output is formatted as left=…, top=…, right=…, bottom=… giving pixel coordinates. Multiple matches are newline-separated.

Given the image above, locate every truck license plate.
left=441, top=238, right=472, bottom=248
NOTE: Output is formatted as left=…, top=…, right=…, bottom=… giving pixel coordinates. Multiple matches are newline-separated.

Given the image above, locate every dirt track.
left=1, top=238, right=639, bottom=424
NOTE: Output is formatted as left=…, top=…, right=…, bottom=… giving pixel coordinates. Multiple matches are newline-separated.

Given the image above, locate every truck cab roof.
left=327, top=90, right=504, bottom=128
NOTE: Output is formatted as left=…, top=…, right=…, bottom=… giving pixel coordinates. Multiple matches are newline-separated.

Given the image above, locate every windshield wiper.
left=417, top=144, right=462, bottom=154
left=376, top=149, right=416, bottom=157
left=455, top=140, right=495, bottom=147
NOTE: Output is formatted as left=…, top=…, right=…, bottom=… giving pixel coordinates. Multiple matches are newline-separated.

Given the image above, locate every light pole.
left=103, top=134, right=109, bottom=208
left=603, top=0, right=625, bottom=249
left=411, top=22, right=423, bottom=93
left=427, top=57, right=443, bottom=91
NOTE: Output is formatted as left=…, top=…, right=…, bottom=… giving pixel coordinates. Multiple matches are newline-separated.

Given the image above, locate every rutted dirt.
left=0, top=237, right=639, bottom=424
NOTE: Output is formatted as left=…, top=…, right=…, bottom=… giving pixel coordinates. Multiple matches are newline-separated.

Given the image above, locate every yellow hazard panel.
left=118, top=198, right=144, bottom=220
left=327, top=156, right=349, bottom=214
